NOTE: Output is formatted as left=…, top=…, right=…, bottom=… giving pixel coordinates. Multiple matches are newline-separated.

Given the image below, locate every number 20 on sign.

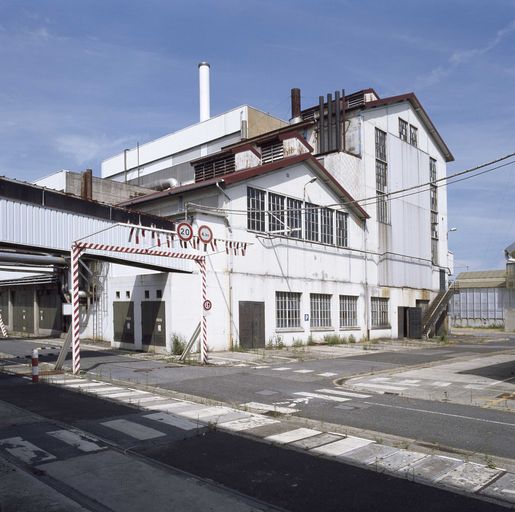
left=176, top=222, right=193, bottom=242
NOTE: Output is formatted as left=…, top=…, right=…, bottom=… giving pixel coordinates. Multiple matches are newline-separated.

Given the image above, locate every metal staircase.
left=422, top=283, right=458, bottom=338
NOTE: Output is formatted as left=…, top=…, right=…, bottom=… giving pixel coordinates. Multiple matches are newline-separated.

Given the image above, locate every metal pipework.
left=0, top=252, right=66, bottom=266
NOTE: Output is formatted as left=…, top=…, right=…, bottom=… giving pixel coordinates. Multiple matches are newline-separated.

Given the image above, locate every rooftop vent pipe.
left=290, top=88, right=302, bottom=124
left=198, top=62, right=211, bottom=122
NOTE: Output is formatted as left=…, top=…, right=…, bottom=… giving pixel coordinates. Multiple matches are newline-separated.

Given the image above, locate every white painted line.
left=143, top=401, right=191, bottom=411
left=432, top=382, right=452, bottom=387
left=317, top=372, right=338, bottom=377
left=316, top=389, right=371, bottom=399
left=241, top=402, right=299, bottom=414
left=369, top=377, right=391, bottom=382
left=47, top=377, right=88, bottom=384
left=144, top=412, right=199, bottom=431
left=293, top=369, right=314, bottom=374
left=265, top=428, right=321, bottom=444
left=364, top=402, right=515, bottom=427
left=0, top=437, right=56, bottom=464
left=63, top=382, right=106, bottom=389
left=293, top=392, right=351, bottom=403
left=253, top=366, right=271, bottom=369
left=100, top=390, right=149, bottom=399
left=311, top=436, right=373, bottom=456
left=47, top=430, right=105, bottom=452
left=219, top=416, right=280, bottom=432
left=356, top=383, right=407, bottom=392
left=395, top=379, right=420, bottom=386
left=272, top=367, right=292, bottom=371
left=101, top=419, right=166, bottom=440
left=464, top=384, right=486, bottom=390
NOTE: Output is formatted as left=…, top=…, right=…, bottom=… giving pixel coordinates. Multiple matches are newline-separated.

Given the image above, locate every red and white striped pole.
left=71, top=244, right=82, bottom=375
left=31, top=349, right=39, bottom=383
left=0, top=313, right=7, bottom=337
left=199, top=257, right=208, bottom=365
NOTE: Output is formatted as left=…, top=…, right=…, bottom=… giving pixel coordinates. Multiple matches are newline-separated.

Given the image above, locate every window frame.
left=268, top=192, right=286, bottom=234
left=320, top=208, right=334, bottom=245
left=310, top=293, right=332, bottom=329
left=336, top=211, right=348, bottom=247
left=409, top=125, right=418, bottom=147
left=339, top=295, right=358, bottom=328
left=399, top=118, right=408, bottom=142
left=305, top=202, right=319, bottom=242
left=371, top=297, right=389, bottom=328
left=287, top=197, right=302, bottom=238
left=247, top=187, right=266, bottom=232
left=276, top=291, right=302, bottom=329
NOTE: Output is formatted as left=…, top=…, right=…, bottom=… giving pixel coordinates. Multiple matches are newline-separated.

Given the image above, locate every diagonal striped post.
left=71, top=244, right=83, bottom=375
left=198, top=257, right=208, bottom=365
left=0, top=313, right=7, bottom=337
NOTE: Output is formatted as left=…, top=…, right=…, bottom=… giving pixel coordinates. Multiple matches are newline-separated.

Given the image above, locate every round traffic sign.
left=176, top=222, right=193, bottom=242
left=203, top=299, right=212, bottom=311
left=198, top=225, right=213, bottom=244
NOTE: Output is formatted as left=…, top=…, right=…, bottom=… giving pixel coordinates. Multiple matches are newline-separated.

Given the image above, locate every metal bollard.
left=31, top=349, right=39, bottom=384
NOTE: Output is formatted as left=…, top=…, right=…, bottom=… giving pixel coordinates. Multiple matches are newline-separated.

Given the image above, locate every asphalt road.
left=0, top=373, right=506, bottom=512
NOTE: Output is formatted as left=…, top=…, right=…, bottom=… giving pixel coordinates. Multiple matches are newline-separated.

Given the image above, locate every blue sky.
left=0, top=0, right=514, bottom=271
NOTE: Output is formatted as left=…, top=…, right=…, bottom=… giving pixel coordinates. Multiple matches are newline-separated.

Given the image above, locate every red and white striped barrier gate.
left=0, top=314, right=7, bottom=337
left=31, top=349, right=39, bottom=383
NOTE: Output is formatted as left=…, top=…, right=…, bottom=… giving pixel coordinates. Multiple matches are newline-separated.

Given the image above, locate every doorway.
left=239, top=301, right=265, bottom=349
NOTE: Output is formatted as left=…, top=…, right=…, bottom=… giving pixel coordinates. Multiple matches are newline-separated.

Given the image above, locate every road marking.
left=220, top=416, right=280, bottom=432
left=432, top=382, right=452, bottom=387
left=0, top=437, right=56, bottom=464
left=293, top=369, right=314, bottom=374
left=311, top=436, right=372, bottom=456
left=464, top=384, right=486, bottom=390
left=293, top=392, right=351, bottom=403
left=355, top=383, right=407, bottom=392
left=241, top=402, right=299, bottom=414
left=318, top=372, right=338, bottom=377
left=144, top=401, right=192, bottom=411
left=265, top=428, right=321, bottom=444
left=363, top=402, right=515, bottom=427
left=144, top=412, right=199, bottom=431
left=272, top=367, right=292, bottom=371
left=370, top=377, right=391, bottom=382
left=395, top=380, right=420, bottom=386
left=100, top=390, right=149, bottom=399
left=178, top=406, right=234, bottom=420
left=316, top=389, right=371, bottom=399
left=62, top=382, right=106, bottom=389
left=101, top=419, right=166, bottom=440
left=47, top=430, right=106, bottom=452
left=253, top=366, right=271, bottom=369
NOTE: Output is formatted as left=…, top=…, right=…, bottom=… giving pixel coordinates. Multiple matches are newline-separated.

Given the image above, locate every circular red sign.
left=176, top=222, right=193, bottom=242
left=203, top=299, right=212, bottom=311
left=198, top=225, right=213, bottom=244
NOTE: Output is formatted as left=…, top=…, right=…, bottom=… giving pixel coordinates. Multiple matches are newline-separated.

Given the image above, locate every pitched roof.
left=118, top=153, right=370, bottom=220
left=455, top=270, right=506, bottom=288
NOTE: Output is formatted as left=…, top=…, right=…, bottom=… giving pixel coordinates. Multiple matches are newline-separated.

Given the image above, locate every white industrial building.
left=0, top=65, right=455, bottom=353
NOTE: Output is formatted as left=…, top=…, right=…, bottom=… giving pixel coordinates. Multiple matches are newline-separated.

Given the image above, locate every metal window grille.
left=339, top=295, right=357, bottom=327
left=410, top=125, right=418, bottom=147
left=247, top=187, right=266, bottom=232
left=336, top=211, right=348, bottom=247
left=310, top=294, right=332, bottom=328
left=399, top=118, right=408, bottom=142
left=375, top=128, right=387, bottom=161
left=430, top=158, right=437, bottom=182
left=268, top=193, right=285, bottom=233
left=287, top=197, right=302, bottom=238
left=194, top=155, right=235, bottom=182
left=371, top=297, right=389, bottom=328
left=276, top=291, right=301, bottom=328
left=430, top=187, right=438, bottom=212
left=261, top=141, right=284, bottom=164
left=376, top=160, right=387, bottom=192
left=377, top=192, right=389, bottom=224
left=320, top=208, right=334, bottom=244
left=305, top=203, right=319, bottom=242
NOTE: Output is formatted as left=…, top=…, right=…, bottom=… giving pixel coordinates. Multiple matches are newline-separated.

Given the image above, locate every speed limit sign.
left=198, top=225, right=213, bottom=245
left=176, top=222, right=193, bottom=242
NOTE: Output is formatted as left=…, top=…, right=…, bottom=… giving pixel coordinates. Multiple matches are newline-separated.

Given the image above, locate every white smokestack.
left=198, top=62, right=210, bottom=122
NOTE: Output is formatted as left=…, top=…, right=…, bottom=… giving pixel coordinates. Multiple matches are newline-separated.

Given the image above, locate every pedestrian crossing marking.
left=241, top=402, right=299, bottom=414
left=293, top=369, right=314, bottom=374
left=47, top=430, right=106, bottom=452
left=318, top=372, right=338, bottom=377
left=0, top=436, right=56, bottom=464
left=101, top=419, right=166, bottom=440
left=293, top=392, right=351, bottom=403
left=273, top=367, right=292, bottom=371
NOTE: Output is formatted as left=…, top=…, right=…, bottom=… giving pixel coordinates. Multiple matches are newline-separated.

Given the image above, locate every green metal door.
left=38, top=288, right=62, bottom=332
left=141, top=301, right=166, bottom=346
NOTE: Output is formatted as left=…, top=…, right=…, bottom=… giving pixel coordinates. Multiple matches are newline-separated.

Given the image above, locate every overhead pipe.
left=0, top=252, right=66, bottom=266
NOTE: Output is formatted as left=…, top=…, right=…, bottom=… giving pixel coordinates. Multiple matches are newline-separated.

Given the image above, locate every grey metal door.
left=38, top=289, right=62, bottom=332
left=12, top=289, right=34, bottom=333
left=239, top=301, right=265, bottom=349
left=407, top=307, right=422, bottom=339
left=0, top=290, right=8, bottom=326
left=113, top=301, right=134, bottom=343
left=141, top=301, right=166, bottom=346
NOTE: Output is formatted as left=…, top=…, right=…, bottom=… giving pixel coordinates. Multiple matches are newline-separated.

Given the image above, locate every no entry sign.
left=198, top=225, right=213, bottom=244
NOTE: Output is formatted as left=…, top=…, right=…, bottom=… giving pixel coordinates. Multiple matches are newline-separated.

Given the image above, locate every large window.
left=339, top=295, right=358, bottom=327
left=399, top=118, right=408, bottom=142
left=276, top=292, right=301, bottom=329
left=287, top=197, right=302, bottom=238
left=268, top=193, right=285, bottom=233
left=320, top=208, right=334, bottom=245
left=410, top=125, right=418, bottom=147
left=310, top=294, right=332, bottom=328
left=371, top=297, right=389, bottom=328
left=305, top=203, right=319, bottom=242
left=247, top=187, right=266, bottom=232
left=336, top=211, right=348, bottom=247
left=375, top=128, right=389, bottom=224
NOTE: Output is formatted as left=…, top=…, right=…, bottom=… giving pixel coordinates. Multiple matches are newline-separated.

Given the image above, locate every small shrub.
left=171, top=333, right=186, bottom=355
left=348, top=334, right=356, bottom=344
left=324, top=334, right=346, bottom=345
left=292, top=338, right=305, bottom=348
left=267, top=335, right=285, bottom=350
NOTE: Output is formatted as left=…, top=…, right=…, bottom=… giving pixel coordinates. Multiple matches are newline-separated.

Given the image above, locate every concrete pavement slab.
left=265, top=428, right=321, bottom=444
left=311, top=436, right=373, bottom=456
left=101, top=419, right=166, bottom=440
left=481, top=472, right=515, bottom=503
left=437, top=462, right=503, bottom=492
left=408, top=455, right=464, bottom=483
left=291, top=433, right=343, bottom=450
left=370, top=449, right=427, bottom=472
left=339, top=443, right=399, bottom=465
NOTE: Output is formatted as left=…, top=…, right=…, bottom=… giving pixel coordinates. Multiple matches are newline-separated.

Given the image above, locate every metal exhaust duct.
left=198, top=62, right=211, bottom=122
left=290, top=88, right=302, bottom=124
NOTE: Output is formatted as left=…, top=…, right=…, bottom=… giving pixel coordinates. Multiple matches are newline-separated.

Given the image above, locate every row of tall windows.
left=275, top=292, right=389, bottom=329
left=430, top=157, right=439, bottom=265
left=247, top=187, right=348, bottom=247
left=398, top=118, right=418, bottom=147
